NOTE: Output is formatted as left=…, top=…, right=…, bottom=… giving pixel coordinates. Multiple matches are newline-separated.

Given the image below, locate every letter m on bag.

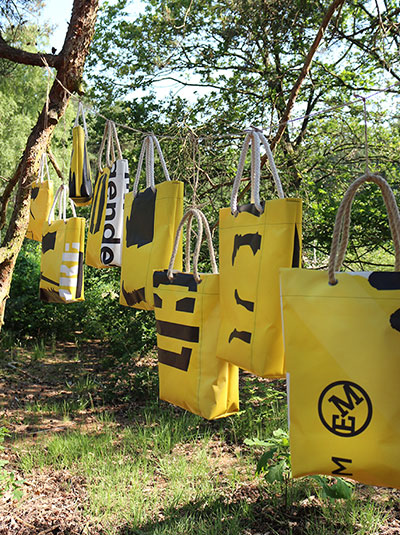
left=328, top=383, right=364, bottom=417
left=319, top=381, right=372, bottom=437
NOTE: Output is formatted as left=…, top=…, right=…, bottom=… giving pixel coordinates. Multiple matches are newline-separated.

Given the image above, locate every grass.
left=2, top=338, right=397, bottom=534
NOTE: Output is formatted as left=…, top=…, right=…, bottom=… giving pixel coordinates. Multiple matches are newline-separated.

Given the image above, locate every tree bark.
left=0, top=0, right=99, bottom=327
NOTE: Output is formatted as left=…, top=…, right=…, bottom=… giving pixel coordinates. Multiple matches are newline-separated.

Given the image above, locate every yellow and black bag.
left=40, top=184, right=85, bottom=303
left=26, top=153, right=54, bottom=242
left=120, top=134, right=183, bottom=311
left=281, top=173, right=400, bottom=488
left=69, top=102, right=92, bottom=206
left=86, top=120, right=129, bottom=268
left=153, top=208, right=239, bottom=420
left=217, top=129, right=302, bottom=378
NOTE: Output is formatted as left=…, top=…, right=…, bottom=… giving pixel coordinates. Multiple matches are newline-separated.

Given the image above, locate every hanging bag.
left=120, top=134, right=184, bottom=310
left=217, top=128, right=302, bottom=378
left=153, top=208, right=239, bottom=419
left=69, top=102, right=93, bottom=206
left=40, top=184, right=85, bottom=303
left=280, top=173, right=400, bottom=488
left=26, top=153, right=54, bottom=242
left=86, top=121, right=130, bottom=268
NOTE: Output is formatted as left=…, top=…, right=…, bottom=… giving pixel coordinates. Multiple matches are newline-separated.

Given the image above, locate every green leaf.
left=265, top=460, right=286, bottom=483
left=12, top=488, right=23, bottom=500
left=310, top=475, right=354, bottom=500
left=256, top=447, right=278, bottom=474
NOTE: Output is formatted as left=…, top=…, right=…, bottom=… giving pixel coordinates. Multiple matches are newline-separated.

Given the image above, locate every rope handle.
left=328, top=173, right=400, bottom=284
left=48, top=184, right=77, bottom=224
left=133, top=134, right=171, bottom=197
left=74, top=101, right=88, bottom=138
left=168, top=208, right=218, bottom=283
left=231, top=128, right=285, bottom=215
left=38, top=153, right=50, bottom=184
left=98, top=120, right=123, bottom=171
left=184, top=209, right=218, bottom=274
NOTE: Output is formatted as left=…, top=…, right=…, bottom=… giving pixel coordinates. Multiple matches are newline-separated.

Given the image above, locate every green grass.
left=5, top=355, right=393, bottom=535
left=12, top=384, right=392, bottom=535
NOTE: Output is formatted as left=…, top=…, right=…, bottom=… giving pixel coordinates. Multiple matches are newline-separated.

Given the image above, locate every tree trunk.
left=0, top=0, right=99, bottom=327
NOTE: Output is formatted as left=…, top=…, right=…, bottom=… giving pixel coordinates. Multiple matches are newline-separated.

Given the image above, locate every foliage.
left=4, top=239, right=157, bottom=359
left=245, top=429, right=354, bottom=501
left=245, top=428, right=291, bottom=483
left=310, top=475, right=354, bottom=500
left=0, top=427, right=23, bottom=500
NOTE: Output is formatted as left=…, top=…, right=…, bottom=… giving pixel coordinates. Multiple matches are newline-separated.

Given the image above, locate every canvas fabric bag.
left=26, top=153, right=54, bottom=242
left=69, top=102, right=93, bottom=207
left=281, top=173, right=400, bottom=488
left=217, top=129, right=302, bottom=378
left=120, top=134, right=184, bottom=311
left=153, top=208, right=239, bottom=420
left=40, top=184, right=85, bottom=304
left=86, top=121, right=130, bottom=268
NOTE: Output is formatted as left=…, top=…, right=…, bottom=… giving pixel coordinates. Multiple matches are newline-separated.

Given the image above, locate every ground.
left=1, top=338, right=400, bottom=535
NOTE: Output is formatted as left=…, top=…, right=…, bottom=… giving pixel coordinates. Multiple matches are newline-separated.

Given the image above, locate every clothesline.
left=41, top=56, right=400, bottom=142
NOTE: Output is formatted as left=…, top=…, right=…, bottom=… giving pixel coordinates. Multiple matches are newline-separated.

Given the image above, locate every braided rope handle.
left=48, top=184, right=77, bottom=224
left=74, top=101, right=88, bottom=138
left=168, top=208, right=218, bottom=283
left=38, top=152, right=50, bottom=184
left=98, top=120, right=111, bottom=171
left=328, top=173, right=400, bottom=285
left=185, top=209, right=218, bottom=274
left=133, top=134, right=171, bottom=197
left=98, top=120, right=123, bottom=171
left=231, top=128, right=285, bottom=215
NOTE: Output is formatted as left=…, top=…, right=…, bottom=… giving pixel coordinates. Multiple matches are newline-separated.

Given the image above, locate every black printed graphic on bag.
left=40, top=231, right=84, bottom=304
left=228, top=218, right=260, bottom=345
left=363, top=272, right=400, bottom=333
left=318, top=381, right=373, bottom=437
left=69, top=136, right=92, bottom=203
left=331, top=456, right=353, bottom=477
left=228, top=214, right=301, bottom=346
left=99, top=161, right=130, bottom=266
left=89, top=170, right=108, bottom=235
left=153, top=270, right=200, bottom=371
left=126, top=187, right=157, bottom=248
left=29, top=186, right=40, bottom=219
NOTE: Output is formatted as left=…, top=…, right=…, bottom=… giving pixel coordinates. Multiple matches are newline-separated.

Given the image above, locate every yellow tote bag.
left=26, top=153, right=54, bottom=242
left=69, top=102, right=93, bottom=207
left=281, top=173, right=400, bottom=488
left=120, top=134, right=183, bottom=311
left=40, top=185, right=85, bottom=303
left=217, top=129, right=302, bottom=378
left=86, top=121, right=129, bottom=268
left=153, top=208, right=239, bottom=420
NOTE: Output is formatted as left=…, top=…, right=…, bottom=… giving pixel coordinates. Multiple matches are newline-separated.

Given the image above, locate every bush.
left=4, top=239, right=156, bottom=358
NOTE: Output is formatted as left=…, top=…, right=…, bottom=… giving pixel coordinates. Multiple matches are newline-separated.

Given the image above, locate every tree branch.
left=268, top=0, right=346, bottom=154
left=0, top=35, right=61, bottom=67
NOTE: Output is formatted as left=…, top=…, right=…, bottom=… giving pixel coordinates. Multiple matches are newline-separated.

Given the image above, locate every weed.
left=0, top=427, right=23, bottom=500
left=31, top=338, right=46, bottom=361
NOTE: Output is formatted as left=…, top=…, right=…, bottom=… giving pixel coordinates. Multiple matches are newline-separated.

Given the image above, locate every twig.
left=47, top=150, right=65, bottom=182
left=38, top=524, right=61, bottom=535
left=5, top=362, right=43, bottom=383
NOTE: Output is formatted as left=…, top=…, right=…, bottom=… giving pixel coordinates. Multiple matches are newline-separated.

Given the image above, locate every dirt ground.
left=1, top=341, right=400, bottom=535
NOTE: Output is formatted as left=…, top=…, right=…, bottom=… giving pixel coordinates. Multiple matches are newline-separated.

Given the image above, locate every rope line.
left=40, top=56, right=400, bottom=141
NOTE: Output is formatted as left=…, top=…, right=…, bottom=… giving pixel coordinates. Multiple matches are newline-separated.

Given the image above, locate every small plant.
left=0, top=427, right=23, bottom=500
left=246, top=428, right=354, bottom=502
left=245, top=428, right=291, bottom=483
left=310, top=474, right=354, bottom=500
left=31, top=338, right=46, bottom=362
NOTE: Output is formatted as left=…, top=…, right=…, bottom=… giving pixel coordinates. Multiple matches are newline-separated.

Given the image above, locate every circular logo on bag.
left=318, top=381, right=372, bottom=437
